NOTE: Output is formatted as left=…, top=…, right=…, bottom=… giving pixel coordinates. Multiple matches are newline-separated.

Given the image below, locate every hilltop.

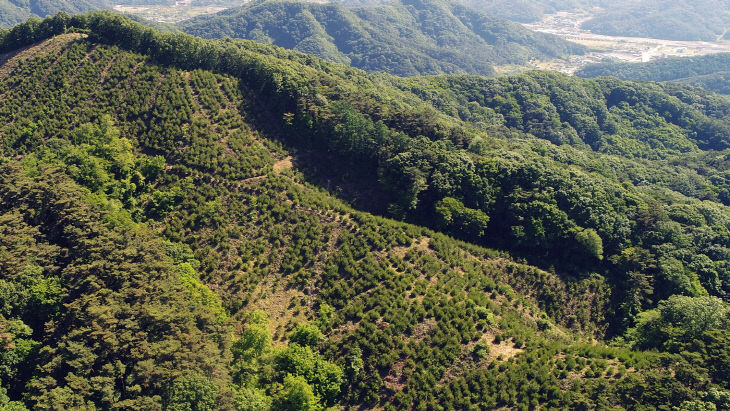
left=180, top=0, right=585, bottom=76
left=0, top=12, right=728, bottom=410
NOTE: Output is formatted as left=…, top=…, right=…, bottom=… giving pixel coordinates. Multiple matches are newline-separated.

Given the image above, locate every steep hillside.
left=180, top=0, right=585, bottom=76
left=0, top=12, right=729, bottom=410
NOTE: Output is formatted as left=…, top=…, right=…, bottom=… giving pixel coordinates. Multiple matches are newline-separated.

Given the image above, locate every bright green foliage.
left=164, top=374, right=218, bottom=411
left=273, top=375, right=321, bottom=411
left=232, top=311, right=272, bottom=387
left=575, top=228, right=604, bottom=260
left=177, top=263, right=228, bottom=322
left=232, top=315, right=340, bottom=410
left=234, top=386, right=272, bottom=411
left=275, top=344, right=343, bottom=406
left=627, top=295, right=730, bottom=350
left=435, top=196, right=490, bottom=240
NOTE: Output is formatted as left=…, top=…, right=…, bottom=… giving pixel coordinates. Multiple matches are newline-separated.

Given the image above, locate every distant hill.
left=457, top=0, right=730, bottom=42
left=576, top=53, right=730, bottom=94
left=456, top=0, right=589, bottom=22
left=582, top=0, right=730, bottom=41
left=0, top=1, right=245, bottom=28
left=0, top=0, right=109, bottom=27
left=180, top=0, right=586, bottom=76
left=1, top=12, right=730, bottom=410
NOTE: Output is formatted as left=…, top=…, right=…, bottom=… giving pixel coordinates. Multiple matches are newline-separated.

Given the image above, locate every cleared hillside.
left=0, top=12, right=728, bottom=410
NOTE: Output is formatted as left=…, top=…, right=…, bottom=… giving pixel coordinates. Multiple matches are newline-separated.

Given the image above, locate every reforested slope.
left=0, top=12, right=728, bottom=410
left=0, top=30, right=607, bottom=410
left=180, top=0, right=585, bottom=76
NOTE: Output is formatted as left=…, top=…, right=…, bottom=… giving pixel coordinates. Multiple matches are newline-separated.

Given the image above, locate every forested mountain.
left=576, top=53, right=730, bottom=95
left=180, top=0, right=585, bottom=76
left=0, top=12, right=729, bottom=410
left=582, top=0, right=730, bottom=41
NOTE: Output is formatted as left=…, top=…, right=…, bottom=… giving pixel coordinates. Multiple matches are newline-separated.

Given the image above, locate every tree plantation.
left=0, top=11, right=728, bottom=410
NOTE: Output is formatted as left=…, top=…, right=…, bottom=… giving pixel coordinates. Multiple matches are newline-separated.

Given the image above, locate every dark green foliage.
left=435, top=196, right=489, bottom=240
left=578, top=53, right=730, bottom=84
left=288, top=324, right=323, bottom=348
left=0, top=165, right=232, bottom=409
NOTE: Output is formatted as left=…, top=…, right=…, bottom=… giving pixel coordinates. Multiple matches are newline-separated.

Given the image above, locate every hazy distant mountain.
left=0, top=0, right=110, bottom=27
left=455, top=0, right=730, bottom=42
left=582, top=0, right=730, bottom=41
left=456, top=0, right=590, bottom=22
left=180, top=0, right=585, bottom=76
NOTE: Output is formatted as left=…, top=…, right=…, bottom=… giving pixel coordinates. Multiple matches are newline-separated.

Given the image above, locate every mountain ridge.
left=180, top=0, right=586, bottom=76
